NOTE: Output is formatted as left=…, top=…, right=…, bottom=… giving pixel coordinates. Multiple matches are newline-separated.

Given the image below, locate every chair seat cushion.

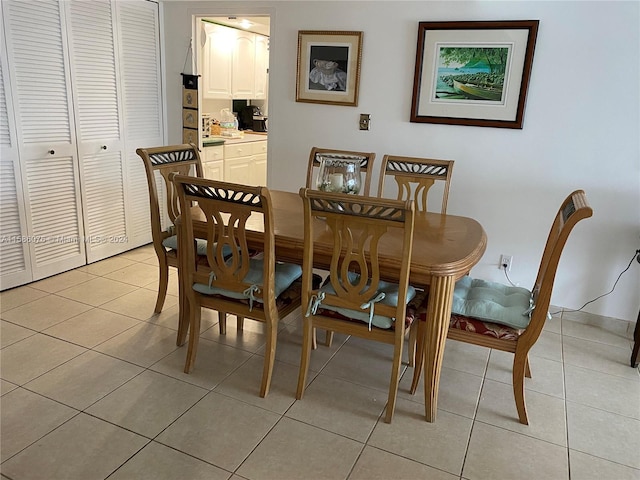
left=451, top=276, right=532, bottom=329
left=193, top=258, right=302, bottom=301
left=162, top=235, right=208, bottom=256
left=314, top=275, right=417, bottom=329
left=449, top=313, right=523, bottom=340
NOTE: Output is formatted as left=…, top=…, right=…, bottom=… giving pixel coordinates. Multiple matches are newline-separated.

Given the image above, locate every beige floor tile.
left=78, top=256, right=136, bottom=276
left=215, top=355, right=299, bottom=414
left=30, top=269, right=96, bottom=293
left=368, top=398, right=473, bottom=475
left=236, top=417, right=363, bottom=480
left=287, top=373, right=388, bottom=442
left=150, top=336, right=252, bottom=390
left=569, top=450, right=640, bottom=480
left=0, top=388, right=77, bottom=462
left=1, top=413, right=148, bottom=480
left=529, top=330, right=563, bottom=362
left=56, top=277, right=138, bottom=307
left=320, top=336, right=401, bottom=393
left=255, top=320, right=348, bottom=373
left=567, top=401, right=640, bottom=469
left=398, top=365, right=483, bottom=419
left=140, top=254, right=160, bottom=267
left=1, top=320, right=36, bottom=348
left=463, top=422, right=569, bottom=479
left=108, top=441, right=231, bottom=480
left=43, top=308, right=140, bottom=348
left=563, top=335, right=639, bottom=380
left=1, top=378, right=18, bottom=396
left=118, top=244, right=156, bottom=262
left=563, top=311, right=632, bottom=348
left=142, top=271, right=179, bottom=297
left=565, top=364, right=640, bottom=419
left=544, top=308, right=563, bottom=334
left=350, top=445, right=458, bottom=480
left=156, top=391, right=280, bottom=472
left=476, top=379, right=567, bottom=446
left=200, top=316, right=267, bottom=353
left=0, top=286, right=48, bottom=312
left=87, top=370, right=207, bottom=438
left=1, top=295, right=92, bottom=331
left=0, top=333, right=86, bottom=385
left=104, top=262, right=161, bottom=287
left=147, top=303, right=219, bottom=333
left=486, top=349, right=565, bottom=398
left=24, top=350, right=143, bottom=410
left=101, top=288, right=177, bottom=321
left=441, top=339, right=490, bottom=376
left=93, top=322, right=180, bottom=368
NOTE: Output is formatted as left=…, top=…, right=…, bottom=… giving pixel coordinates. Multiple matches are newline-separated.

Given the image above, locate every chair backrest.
left=377, top=155, right=454, bottom=214
left=299, top=187, right=415, bottom=329
left=525, top=189, right=593, bottom=339
left=136, top=144, right=203, bottom=244
left=171, top=174, right=277, bottom=311
left=306, top=147, right=376, bottom=196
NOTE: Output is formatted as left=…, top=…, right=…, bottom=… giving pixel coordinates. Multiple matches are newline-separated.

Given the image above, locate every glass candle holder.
left=316, top=156, right=362, bottom=194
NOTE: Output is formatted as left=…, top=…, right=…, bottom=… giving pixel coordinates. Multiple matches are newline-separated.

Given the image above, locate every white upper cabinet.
left=203, top=22, right=269, bottom=100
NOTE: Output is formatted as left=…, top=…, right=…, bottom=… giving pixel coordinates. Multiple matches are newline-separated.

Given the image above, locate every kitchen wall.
left=161, top=1, right=640, bottom=322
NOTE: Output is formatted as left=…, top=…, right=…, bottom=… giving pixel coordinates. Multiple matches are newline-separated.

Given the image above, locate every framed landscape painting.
left=296, top=30, right=363, bottom=106
left=410, top=20, right=539, bottom=129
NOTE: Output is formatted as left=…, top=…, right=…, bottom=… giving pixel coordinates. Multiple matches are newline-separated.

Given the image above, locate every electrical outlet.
left=359, top=114, right=371, bottom=130
left=499, top=254, right=513, bottom=272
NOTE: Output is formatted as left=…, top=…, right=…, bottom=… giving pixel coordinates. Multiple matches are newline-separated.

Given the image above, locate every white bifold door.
left=0, top=0, right=163, bottom=290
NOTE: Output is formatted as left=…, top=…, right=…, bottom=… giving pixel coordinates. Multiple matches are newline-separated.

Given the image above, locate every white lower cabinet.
left=222, top=140, right=267, bottom=186
left=202, top=145, right=224, bottom=181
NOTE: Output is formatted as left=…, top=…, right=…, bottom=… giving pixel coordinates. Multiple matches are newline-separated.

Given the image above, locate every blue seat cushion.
left=451, top=276, right=532, bottom=330
left=316, top=274, right=416, bottom=329
left=162, top=235, right=209, bottom=256
left=193, top=258, right=302, bottom=300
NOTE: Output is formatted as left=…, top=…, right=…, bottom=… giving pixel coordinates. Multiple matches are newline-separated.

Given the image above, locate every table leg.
left=176, top=224, right=189, bottom=347
left=422, top=275, right=455, bottom=422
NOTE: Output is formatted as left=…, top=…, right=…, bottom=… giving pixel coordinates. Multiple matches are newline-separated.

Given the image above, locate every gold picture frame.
left=296, top=30, right=363, bottom=106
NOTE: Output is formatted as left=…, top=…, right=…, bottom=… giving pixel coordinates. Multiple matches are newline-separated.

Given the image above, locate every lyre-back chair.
left=306, top=147, right=376, bottom=196
left=172, top=175, right=303, bottom=397
left=377, top=155, right=454, bottom=214
left=136, top=144, right=203, bottom=317
left=411, top=189, right=592, bottom=425
left=296, top=188, right=417, bottom=423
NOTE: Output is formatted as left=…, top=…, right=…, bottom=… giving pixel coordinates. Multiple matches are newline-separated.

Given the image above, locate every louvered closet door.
left=65, top=0, right=127, bottom=263
left=2, top=0, right=86, bottom=281
left=116, top=0, right=164, bottom=246
left=0, top=13, right=32, bottom=290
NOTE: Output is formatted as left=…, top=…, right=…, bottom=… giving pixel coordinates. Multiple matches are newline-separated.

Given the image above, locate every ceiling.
left=204, top=16, right=270, bottom=36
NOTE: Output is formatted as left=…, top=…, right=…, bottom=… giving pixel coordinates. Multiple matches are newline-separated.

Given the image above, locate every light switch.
left=359, top=114, right=371, bottom=130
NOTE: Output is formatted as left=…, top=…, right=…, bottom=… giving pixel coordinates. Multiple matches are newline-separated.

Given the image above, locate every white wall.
left=162, top=1, right=640, bottom=322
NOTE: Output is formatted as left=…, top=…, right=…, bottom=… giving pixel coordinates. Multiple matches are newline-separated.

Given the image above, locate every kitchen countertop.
left=202, top=132, right=267, bottom=147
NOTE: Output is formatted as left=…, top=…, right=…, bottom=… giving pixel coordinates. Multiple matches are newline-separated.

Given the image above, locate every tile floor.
left=1, top=244, right=639, bottom=480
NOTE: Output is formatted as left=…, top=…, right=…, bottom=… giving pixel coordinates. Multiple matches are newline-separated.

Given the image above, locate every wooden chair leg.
left=296, top=318, right=314, bottom=399
left=218, top=311, right=227, bottom=335
left=525, top=355, right=532, bottom=378
left=384, top=339, right=404, bottom=423
left=410, top=320, right=426, bottom=394
left=324, top=330, right=334, bottom=347
left=237, top=316, right=244, bottom=331
left=407, top=322, right=417, bottom=367
left=260, top=319, right=278, bottom=398
left=183, top=299, right=201, bottom=374
left=154, top=258, right=169, bottom=314
left=631, top=309, right=639, bottom=368
left=513, top=349, right=529, bottom=425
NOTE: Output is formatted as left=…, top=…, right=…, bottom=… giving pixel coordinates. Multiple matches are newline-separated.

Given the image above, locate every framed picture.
left=296, top=30, right=363, bottom=106
left=410, top=20, right=539, bottom=129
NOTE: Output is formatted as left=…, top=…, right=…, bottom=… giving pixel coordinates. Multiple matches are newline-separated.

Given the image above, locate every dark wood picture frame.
left=410, top=20, right=539, bottom=129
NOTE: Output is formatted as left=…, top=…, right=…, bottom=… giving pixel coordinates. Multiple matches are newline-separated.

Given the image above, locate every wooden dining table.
left=178, top=189, right=487, bottom=422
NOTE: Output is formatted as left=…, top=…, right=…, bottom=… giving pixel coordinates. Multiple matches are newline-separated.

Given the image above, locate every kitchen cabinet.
left=202, top=22, right=269, bottom=100
left=0, top=0, right=163, bottom=290
left=223, top=140, right=267, bottom=186
left=202, top=145, right=224, bottom=181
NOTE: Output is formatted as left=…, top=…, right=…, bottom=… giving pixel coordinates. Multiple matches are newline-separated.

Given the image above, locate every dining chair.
left=172, top=174, right=304, bottom=397
left=411, top=189, right=593, bottom=425
left=136, top=144, right=237, bottom=344
left=306, top=147, right=376, bottom=196
left=296, top=188, right=419, bottom=423
left=377, top=155, right=454, bottom=214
